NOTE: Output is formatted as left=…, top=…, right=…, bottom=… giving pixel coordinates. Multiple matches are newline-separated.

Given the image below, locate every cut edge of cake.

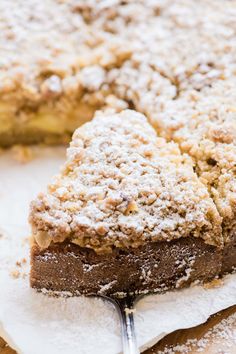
left=29, top=110, right=235, bottom=297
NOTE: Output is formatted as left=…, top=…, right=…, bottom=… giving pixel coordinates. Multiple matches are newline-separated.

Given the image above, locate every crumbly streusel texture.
left=89, top=0, right=236, bottom=240
left=2, top=0, right=236, bottom=251
left=0, top=0, right=131, bottom=99
left=30, top=110, right=222, bottom=253
left=0, top=0, right=129, bottom=144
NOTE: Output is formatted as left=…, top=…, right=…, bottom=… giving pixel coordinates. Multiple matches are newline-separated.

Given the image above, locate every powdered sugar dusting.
left=74, top=0, right=236, bottom=241
left=1, top=0, right=236, bottom=239
left=30, top=110, right=222, bottom=253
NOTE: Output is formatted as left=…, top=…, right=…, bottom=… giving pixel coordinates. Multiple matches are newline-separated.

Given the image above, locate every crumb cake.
left=0, top=0, right=234, bottom=294
left=30, top=110, right=231, bottom=296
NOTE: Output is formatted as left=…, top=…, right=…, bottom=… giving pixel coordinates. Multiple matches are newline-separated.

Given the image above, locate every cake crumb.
left=10, top=270, right=20, bottom=279
left=203, top=278, right=224, bottom=289
left=125, top=200, right=139, bottom=215
left=11, top=145, right=34, bottom=164
left=16, top=258, right=27, bottom=267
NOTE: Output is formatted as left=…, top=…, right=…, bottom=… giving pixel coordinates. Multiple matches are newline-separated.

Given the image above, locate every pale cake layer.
left=0, top=99, right=101, bottom=146
left=30, top=110, right=222, bottom=254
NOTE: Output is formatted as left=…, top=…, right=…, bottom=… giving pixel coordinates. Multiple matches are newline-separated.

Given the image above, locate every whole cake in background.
left=1, top=0, right=235, bottom=294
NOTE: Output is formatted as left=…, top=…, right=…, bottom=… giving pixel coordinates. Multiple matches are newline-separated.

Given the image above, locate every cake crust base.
left=31, top=238, right=223, bottom=296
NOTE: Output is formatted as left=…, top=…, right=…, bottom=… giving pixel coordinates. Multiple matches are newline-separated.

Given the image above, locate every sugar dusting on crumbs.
left=30, top=110, right=222, bottom=253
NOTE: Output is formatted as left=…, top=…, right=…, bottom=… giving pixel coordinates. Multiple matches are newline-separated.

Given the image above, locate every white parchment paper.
left=0, top=147, right=235, bottom=354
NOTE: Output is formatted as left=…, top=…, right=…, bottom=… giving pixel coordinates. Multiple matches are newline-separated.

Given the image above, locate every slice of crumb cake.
left=29, top=110, right=224, bottom=296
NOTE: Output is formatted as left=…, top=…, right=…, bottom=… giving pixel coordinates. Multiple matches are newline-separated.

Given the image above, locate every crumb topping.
left=0, top=0, right=130, bottom=114
left=172, top=80, right=236, bottom=237
left=99, top=0, right=236, bottom=235
left=30, top=110, right=222, bottom=253
left=4, top=0, right=235, bottom=249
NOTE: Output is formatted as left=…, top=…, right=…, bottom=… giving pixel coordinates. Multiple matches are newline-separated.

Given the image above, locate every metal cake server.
left=101, top=294, right=141, bottom=354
